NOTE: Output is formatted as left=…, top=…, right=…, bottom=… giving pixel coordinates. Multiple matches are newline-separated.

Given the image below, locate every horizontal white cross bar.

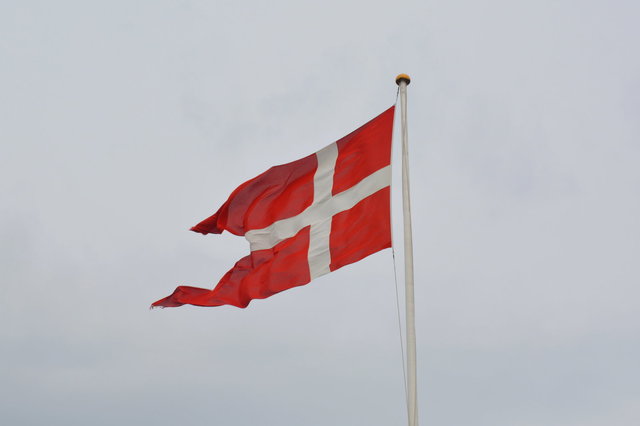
left=245, top=162, right=391, bottom=255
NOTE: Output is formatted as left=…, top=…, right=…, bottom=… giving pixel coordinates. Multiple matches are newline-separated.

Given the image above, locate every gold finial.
left=395, top=74, right=411, bottom=85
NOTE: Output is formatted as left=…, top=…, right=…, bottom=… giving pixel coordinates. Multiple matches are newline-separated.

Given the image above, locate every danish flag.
left=152, top=106, right=395, bottom=308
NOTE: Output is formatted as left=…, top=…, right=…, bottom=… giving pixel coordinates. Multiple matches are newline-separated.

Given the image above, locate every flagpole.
left=396, top=73, right=418, bottom=426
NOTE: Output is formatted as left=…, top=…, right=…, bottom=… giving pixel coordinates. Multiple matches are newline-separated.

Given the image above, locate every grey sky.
left=1, top=1, right=639, bottom=425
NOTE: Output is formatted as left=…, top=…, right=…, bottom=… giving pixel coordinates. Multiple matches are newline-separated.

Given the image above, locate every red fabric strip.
left=329, top=187, right=391, bottom=272
left=152, top=227, right=311, bottom=308
left=332, top=106, right=394, bottom=195
left=191, top=154, right=317, bottom=236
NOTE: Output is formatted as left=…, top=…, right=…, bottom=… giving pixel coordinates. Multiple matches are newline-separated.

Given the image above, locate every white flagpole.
left=396, top=73, right=418, bottom=426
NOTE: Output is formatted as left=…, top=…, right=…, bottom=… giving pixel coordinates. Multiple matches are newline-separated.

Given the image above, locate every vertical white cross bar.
left=308, top=143, right=338, bottom=279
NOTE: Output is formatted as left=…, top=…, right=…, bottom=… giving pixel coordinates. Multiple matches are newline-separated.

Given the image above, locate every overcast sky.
left=1, top=1, right=639, bottom=425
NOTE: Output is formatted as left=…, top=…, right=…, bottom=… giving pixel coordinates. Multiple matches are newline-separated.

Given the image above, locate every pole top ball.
left=395, top=74, right=411, bottom=85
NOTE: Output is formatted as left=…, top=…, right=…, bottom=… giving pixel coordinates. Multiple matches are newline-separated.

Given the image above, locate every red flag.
left=153, top=106, right=395, bottom=308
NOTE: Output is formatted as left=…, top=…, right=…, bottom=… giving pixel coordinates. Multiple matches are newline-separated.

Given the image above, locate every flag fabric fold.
left=153, top=106, right=395, bottom=308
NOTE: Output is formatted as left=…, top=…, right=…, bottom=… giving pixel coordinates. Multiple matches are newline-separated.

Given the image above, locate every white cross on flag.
left=152, top=106, right=395, bottom=308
